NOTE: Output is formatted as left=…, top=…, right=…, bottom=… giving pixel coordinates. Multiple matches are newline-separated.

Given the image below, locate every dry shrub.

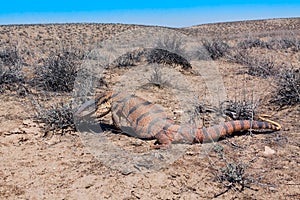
left=155, top=34, right=186, bottom=56
left=230, top=50, right=276, bottom=77
left=0, top=46, right=23, bottom=67
left=113, top=48, right=192, bottom=70
left=0, top=46, right=24, bottom=92
left=201, top=38, right=230, bottom=60
left=146, top=48, right=192, bottom=70
left=268, top=37, right=300, bottom=51
left=272, top=67, right=300, bottom=107
left=33, top=100, right=75, bottom=136
left=221, top=99, right=257, bottom=120
left=146, top=65, right=169, bottom=88
left=211, top=145, right=254, bottom=197
left=237, top=38, right=268, bottom=49
left=33, top=47, right=84, bottom=92
left=113, top=49, right=143, bottom=67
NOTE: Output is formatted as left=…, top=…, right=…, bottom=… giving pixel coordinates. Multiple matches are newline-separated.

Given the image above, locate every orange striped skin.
left=75, top=91, right=280, bottom=149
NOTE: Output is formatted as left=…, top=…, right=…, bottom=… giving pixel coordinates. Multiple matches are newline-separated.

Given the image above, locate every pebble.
left=263, top=146, right=276, bottom=156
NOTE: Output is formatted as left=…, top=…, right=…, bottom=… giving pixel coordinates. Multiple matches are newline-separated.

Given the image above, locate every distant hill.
left=183, top=17, right=300, bottom=37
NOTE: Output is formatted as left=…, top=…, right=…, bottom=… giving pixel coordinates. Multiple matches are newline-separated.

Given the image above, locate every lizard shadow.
left=76, top=121, right=154, bottom=141
left=75, top=120, right=120, bottom=134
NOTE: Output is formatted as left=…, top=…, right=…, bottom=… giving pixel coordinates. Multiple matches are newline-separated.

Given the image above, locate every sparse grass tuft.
left=201, top=38, right=230, bottom=60
left=146, top=65, right=169, bottom=88
left=272, top=67, right=300, bottom=107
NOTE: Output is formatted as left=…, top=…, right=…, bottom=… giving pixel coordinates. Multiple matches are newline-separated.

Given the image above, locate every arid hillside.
left=0, top=18, right=299, bottom=199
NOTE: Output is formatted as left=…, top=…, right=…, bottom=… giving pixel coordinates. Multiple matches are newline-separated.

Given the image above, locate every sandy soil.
left=0, top=18, right=299, bottom=199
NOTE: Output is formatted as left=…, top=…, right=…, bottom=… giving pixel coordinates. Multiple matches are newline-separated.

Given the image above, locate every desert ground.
left=0, top=18, right=299, bottom=199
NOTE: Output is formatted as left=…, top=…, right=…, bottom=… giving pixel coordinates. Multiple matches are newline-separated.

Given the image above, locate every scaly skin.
left=75, top=91, right=281, bottom=148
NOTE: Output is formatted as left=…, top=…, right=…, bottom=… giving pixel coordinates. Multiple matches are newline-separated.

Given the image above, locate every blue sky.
left=0, top=1, right=299, bottom=27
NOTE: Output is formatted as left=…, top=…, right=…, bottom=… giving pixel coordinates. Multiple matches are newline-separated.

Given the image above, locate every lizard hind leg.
left=151, top=131, right=172, bottom=149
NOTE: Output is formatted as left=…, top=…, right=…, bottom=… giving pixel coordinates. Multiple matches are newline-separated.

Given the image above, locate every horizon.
left=1, top=1, right=300, bottom=27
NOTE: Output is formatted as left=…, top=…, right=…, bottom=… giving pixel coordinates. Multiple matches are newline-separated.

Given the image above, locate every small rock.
left=263, top=146, right=276, bottom=156
left=121, top=169, right=133, bottom=175
left=269, top=186, right=278, bottom=192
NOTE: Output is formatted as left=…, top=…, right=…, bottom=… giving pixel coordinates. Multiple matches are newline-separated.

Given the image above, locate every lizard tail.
left=195, top=120, right=280, bottom=143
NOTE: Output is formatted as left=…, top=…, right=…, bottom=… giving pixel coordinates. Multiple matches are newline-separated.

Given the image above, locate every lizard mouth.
left=74, top=99, right=96, bottom=117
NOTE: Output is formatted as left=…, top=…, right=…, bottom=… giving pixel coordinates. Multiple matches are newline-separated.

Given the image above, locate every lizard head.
left=74, top=91, right=113, bottom=118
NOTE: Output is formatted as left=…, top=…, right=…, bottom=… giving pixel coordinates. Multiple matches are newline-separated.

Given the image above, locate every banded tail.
left=196, top=120, right=280, bottom=143
left=152, top=119, right=281, bottom=148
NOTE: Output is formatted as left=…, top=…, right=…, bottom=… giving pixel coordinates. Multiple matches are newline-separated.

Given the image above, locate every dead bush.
left=268, top=37, right=300, bottom=51
left=272, top=67, right=300, bottom=107
left=230, top=51, right=276, bottom=77
left=0, top=65, right=24, bottom=92
left=155, top=34, right=186, bottom=56
left=0, top=45, right=25, bottom=92
left=146, top=65, right=169, bottom=88
left=34, top=48, right=84, bottom=92
left=221, top=99, right=257, bottom=120
left=146, top=48, right=192, bottom=70
left=237, top=39, right=268, bottom=49
left=0, top=46, right=23, bottom=67
left=33, top=100, right=75, bottom=136
left=201, top=38, right=230, bottom=60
